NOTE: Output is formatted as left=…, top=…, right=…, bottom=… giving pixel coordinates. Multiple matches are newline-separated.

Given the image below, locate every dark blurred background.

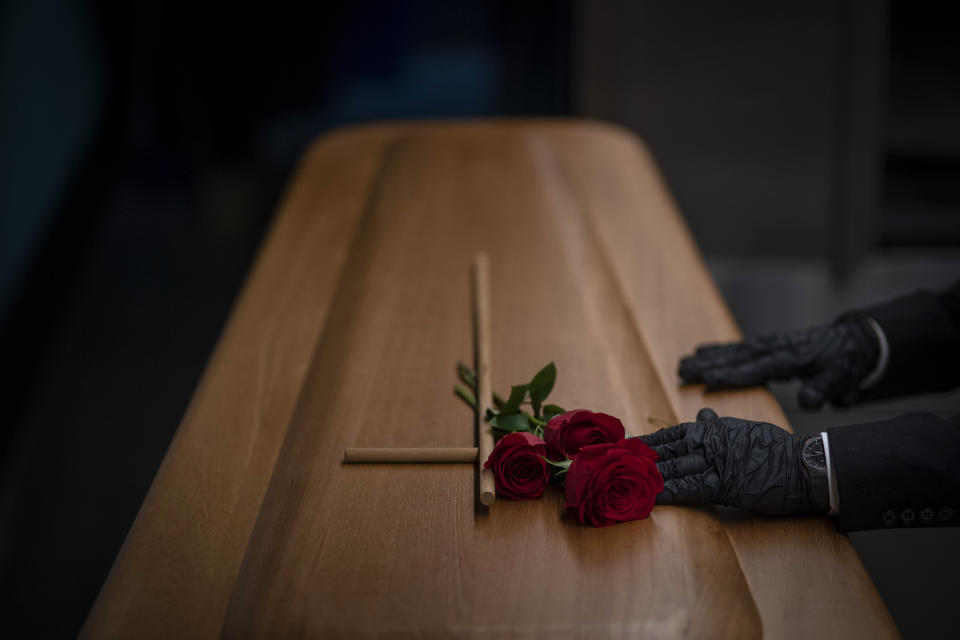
left=1, top=1, right=957, bottom=637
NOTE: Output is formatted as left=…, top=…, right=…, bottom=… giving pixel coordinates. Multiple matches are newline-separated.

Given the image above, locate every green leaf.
left=454, top=384, right=477, bottom=409
left=543, top=404, right=566, bottom=420
left=491, top=426, right=511, bottom=440
left=485, top=408, right=498, bottom=421
left=542, top=456, right=572, bottom=480
left=499, top=384, right=528, bottom=415
left=543, top=457, right=572, bottom=471
left=528, top=362, right=557, bottom=418
left=457, top=362, right=477, bottom=390
left=489, top=412, right=531, bottom=432
left=458, top=362, right=505, bottom=408
left=524, top=413, right=546, bottom=439
left=525, top=411, right=546, bottom=427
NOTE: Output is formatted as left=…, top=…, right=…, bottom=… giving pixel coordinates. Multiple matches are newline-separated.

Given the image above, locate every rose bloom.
left=544, top=409, right=626, bottom=460
left=565, top=438, right=663, bottom=527
left=483, top=432, right=550, bottom=500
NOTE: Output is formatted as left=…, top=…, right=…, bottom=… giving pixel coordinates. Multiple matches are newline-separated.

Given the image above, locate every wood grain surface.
left=82, top=121, right=897, bottom=639
left=343, top=447, right=479, bottom=463
left=472, top=252, right=497, bottom=506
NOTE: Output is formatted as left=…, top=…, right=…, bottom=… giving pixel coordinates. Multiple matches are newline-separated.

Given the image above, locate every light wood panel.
left=221, top=131, right=759, bottom=637
left=546, top=123, right=898, bottom=638
left=82, top=121, right=896, bottom=639
left=343, top=447, right=479, bottom=463
left=472, top=252, right=497, bottom=506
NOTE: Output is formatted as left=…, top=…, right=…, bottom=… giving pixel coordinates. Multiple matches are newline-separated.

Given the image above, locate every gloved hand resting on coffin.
left=639, top=408, right=829, bottom=515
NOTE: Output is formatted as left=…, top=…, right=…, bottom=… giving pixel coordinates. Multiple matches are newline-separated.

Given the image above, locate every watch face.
left=803, top=437, right=826, bottom=471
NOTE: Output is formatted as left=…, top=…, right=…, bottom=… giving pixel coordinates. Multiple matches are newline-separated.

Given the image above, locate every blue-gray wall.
left=0, top=0, right=104, bottom=318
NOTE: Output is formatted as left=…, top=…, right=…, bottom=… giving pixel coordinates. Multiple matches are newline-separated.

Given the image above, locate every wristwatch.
left=800, top=435, right=830, bottom=513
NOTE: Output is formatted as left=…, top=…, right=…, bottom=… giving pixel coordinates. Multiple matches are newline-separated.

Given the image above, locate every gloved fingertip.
left=655, top=487, right=676, bottom=505
left=701, top=369, right=734, bottom=389
left=797, top=386, right=825, bottom=410
left=700, top=370, right=718, bottom=387
left=696, top=407, right=718, bottom=422
left=678, top=357, right=702, bottom=382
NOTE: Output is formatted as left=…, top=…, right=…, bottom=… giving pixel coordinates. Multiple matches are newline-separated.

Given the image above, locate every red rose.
left=544, top=409, right=626, bottom=460
left=564, top=438, right=663, bottom=527
left=483, top=432, right=550, bottom=500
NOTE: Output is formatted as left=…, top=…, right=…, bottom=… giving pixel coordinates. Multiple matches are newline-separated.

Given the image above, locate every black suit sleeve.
left=857, top=279, right=960, bottom=402
left=827, top=412, right=960, bottom=532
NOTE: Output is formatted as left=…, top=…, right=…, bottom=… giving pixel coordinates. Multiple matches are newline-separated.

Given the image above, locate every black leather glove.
left=640, top=408, right=826, bottom=515
left=678, top=316, right=880, bottom=409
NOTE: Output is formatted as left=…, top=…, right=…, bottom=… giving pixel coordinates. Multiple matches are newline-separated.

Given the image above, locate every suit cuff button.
left=939, top=507, right=956, bottom=523
left=920, top=507, right=935, bottom=524
left=881, top=509, right=897, bottom=526
left=900, top=508, right=915, bottom=525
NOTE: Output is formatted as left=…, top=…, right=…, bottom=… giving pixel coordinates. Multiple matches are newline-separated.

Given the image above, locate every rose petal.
left=617, top=437, right=659, bottom=462
left=484, top=432, right=548, bottom=500
left=546, top=410, right=626, bottom=459
left=564, top=439, right=664, bottom=526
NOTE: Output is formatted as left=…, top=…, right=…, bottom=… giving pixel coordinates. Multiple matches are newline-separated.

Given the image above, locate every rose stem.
left=473, top=252, right=496, bottom=506
left=343, top=447, right=478, bottom=463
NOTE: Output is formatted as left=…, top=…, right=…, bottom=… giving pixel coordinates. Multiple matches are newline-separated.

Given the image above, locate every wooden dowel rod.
left=472, top=253, right=496, bottom=506
left=343, top=447, right=478, bottom=463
